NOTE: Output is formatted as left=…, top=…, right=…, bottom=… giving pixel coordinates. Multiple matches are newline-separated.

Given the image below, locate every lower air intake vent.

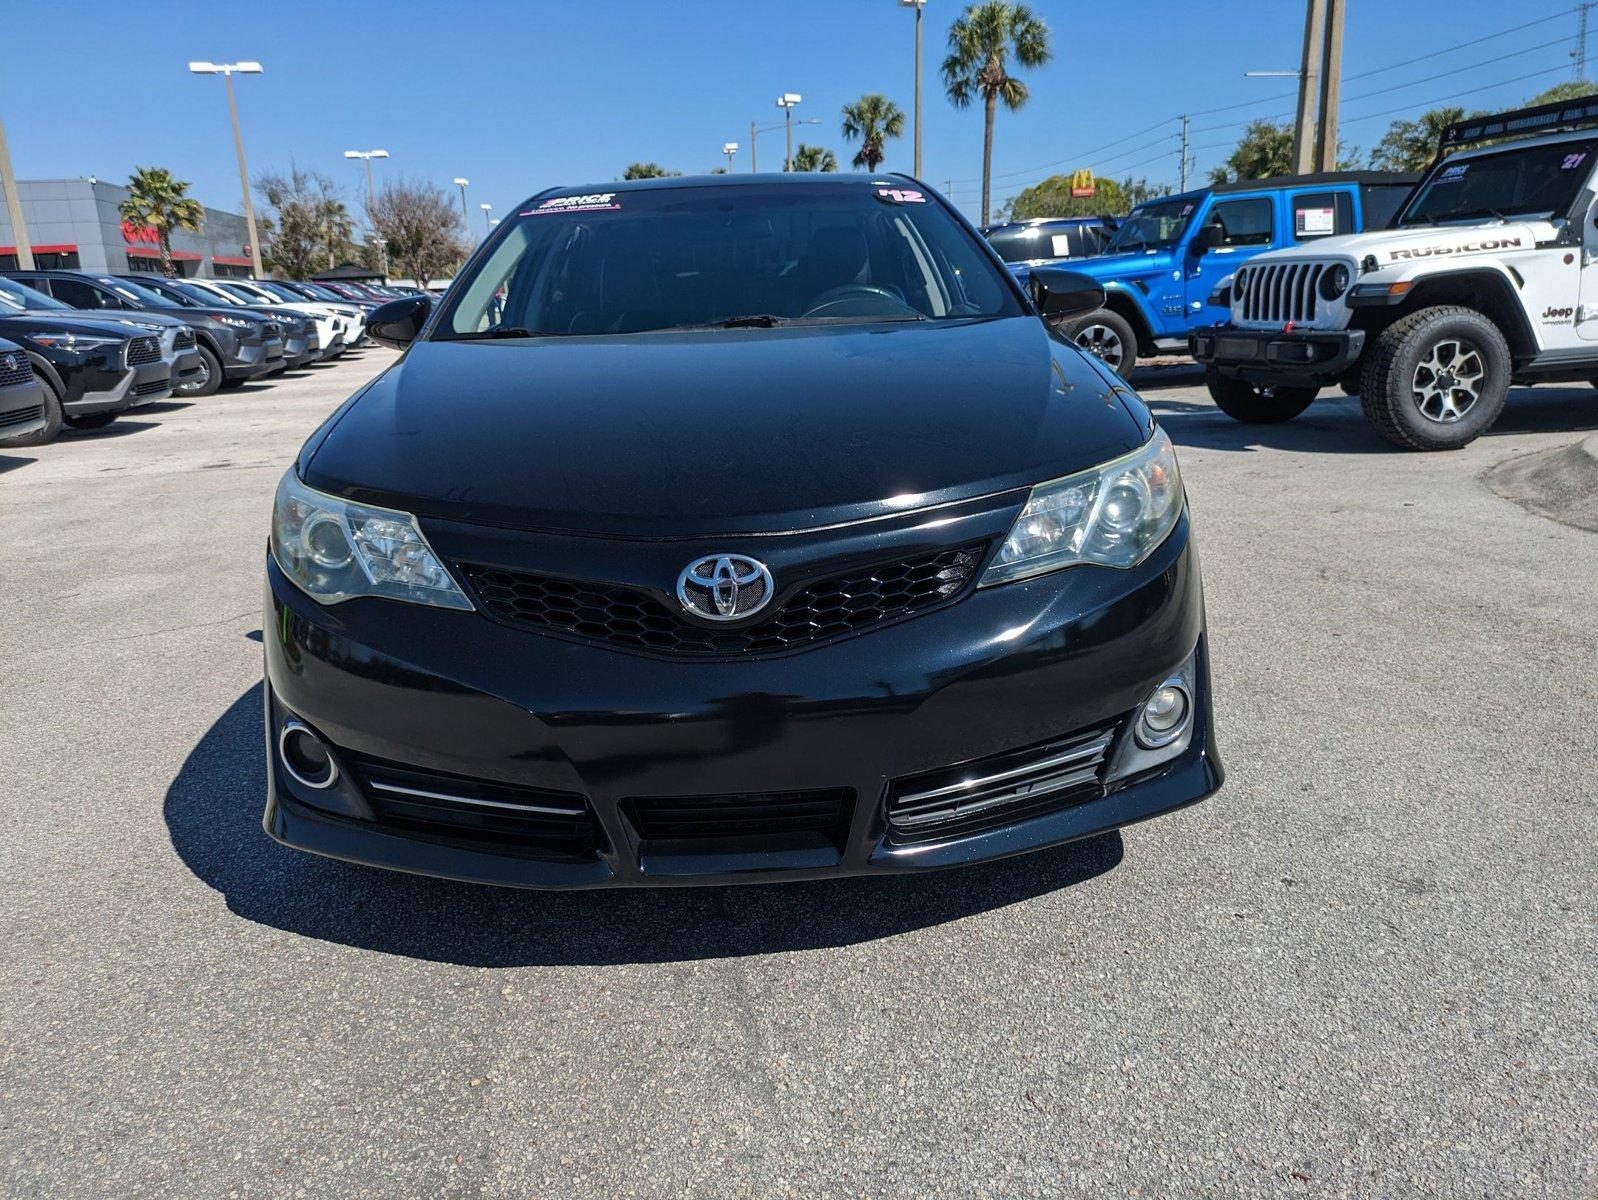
left=346, top=752, right=602, bottom=861
left=886, top=720, right=1119, bottom=844
left=622, top=788, right=855, bottom=854
left=0, top=403, right=42, bottom=431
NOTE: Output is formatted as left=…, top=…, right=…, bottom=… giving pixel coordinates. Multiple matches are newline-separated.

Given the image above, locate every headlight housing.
left=271, top=470, right=472, bottom=610
left=216, top=314, right=256, bottom=329
left=1318, top=263, right=1351, bottom=300
left=982, top=428, right=1184, bottom=586
left=22, top=331, right=122, bottom=352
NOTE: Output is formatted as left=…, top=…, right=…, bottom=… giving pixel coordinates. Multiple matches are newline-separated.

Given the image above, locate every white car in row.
left=184, top=278, right=360, bottom=358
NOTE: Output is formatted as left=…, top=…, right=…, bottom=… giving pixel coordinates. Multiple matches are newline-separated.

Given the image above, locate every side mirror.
left=1028, top=266, right=1106, bottom=322
left=1190, top=224, right=1222, bottom=254
left=367, top=295, right=431, bottom=349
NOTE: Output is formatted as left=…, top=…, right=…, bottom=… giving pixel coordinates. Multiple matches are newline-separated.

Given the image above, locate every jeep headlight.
left=1318, top=263, right=1351, bottom=300
left=271, top=470, right=472, bottom=610
left=982, top=429, right=1184, bottom=585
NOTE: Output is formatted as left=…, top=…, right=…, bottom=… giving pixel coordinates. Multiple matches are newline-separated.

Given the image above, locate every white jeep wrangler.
left=1192, top=94, right=1598, bottom=450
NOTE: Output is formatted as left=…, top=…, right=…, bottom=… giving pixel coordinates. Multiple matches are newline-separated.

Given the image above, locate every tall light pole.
left=344, top=148, right=389, bottom=217
left=480, top=202, right=493, bottom=233
left=775, top=93, right=802, bottom=172
left=0, top=114, right=33, bottom=270
left=750, top=117, right=818, bottom=172
left=723, top=142, right=738, bottom=171
left=453, top=177, right=470, bottom=228
left=189, top=61, right=265, bottom=277
left=900, top=0, right=927, bottom=177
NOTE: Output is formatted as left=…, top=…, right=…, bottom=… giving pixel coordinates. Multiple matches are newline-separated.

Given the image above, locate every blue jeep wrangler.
left=1017, top=172, right=1417, bottom=377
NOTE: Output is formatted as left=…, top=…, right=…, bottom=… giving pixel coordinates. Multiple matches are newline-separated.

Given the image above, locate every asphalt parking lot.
left=1, top=349, right=1594, bottom=1198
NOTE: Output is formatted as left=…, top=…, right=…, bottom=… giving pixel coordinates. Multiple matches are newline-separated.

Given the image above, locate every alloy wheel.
left=1074, top=323, right=1125, bottom=371
left=1411, top=338, right=1484, bottom=424
left=177, top=357, right=212, bottom=396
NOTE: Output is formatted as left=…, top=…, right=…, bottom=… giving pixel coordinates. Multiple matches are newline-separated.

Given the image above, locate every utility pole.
left=1291, top=0, right=1325, bottom=175
left=775, top=93, right=803, bottom=172
left=1315, top=0, right=1346, bottom=173
left=1179, top=114, right=1191, bottom=192
left=901, top=0, right=927, bottom=177
left=1575, top=2, right=1595, bottom=80
left=750, top=120, right=758, bottom=173
left=0, top=115, right=33, bottom=270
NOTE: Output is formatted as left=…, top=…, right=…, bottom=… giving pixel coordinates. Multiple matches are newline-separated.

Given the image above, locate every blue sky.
left=1, top=0, right=1590, bottom=225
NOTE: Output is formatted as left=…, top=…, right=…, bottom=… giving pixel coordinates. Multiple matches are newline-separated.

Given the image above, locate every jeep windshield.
left=1397, top=140, right=1596, bottom=226
left=437, top=181, right=1023, bottom=339
left=1104, top=197, right=1197, bottom=253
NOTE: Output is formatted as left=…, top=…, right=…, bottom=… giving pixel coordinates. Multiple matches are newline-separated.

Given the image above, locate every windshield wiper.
left=442, top=326, right=554, bottom=341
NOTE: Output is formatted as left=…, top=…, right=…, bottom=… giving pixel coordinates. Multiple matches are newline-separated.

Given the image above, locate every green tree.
left=118, top=167, right=205, bottom=278
left=257, top=164, right=357, bottom=279
left=1526, top=79, right=1598, bottom=106
left=1001, top=173, right=1169, bottom=221
left=1208, top=120, right=1357, bottom=184
left=941, top=1, right=1052, bottom=226
left=840, top=94, right=906, bottom=172
left=1369, top=106, right=1468, bottom=173
left=622, top=162, right=681, bottom=180
left=790, top=144, right=839, bottom=172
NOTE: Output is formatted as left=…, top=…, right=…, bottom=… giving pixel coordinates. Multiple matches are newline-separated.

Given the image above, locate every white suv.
left=1194, top=94, right=1598, bottom=450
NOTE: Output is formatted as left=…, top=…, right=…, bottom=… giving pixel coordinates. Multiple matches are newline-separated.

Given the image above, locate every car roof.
left=1210, top=170, right=1421, bottom=194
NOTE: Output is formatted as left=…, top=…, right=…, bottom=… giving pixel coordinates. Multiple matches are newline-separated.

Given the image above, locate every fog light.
left=278, top=718, right=339, bottom=789
left=1134, top=682, right=1191, bottom=749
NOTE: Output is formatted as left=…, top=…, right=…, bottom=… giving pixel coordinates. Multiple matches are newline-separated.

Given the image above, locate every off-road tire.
left=1357, top=305, right=1509, bottom=451
left=0, top=371, right=64, bottom=448
left=1060, top=307, right=1138, bottom=379
left=1205, top=368, right=1318, bottom=423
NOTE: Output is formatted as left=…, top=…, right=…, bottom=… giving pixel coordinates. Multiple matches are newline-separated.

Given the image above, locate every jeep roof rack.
left=1438, top=93, right=1598, bottom=157
left=1208, top=170, right=1420, bottom=195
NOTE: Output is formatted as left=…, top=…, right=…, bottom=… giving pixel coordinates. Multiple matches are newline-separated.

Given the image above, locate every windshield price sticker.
left=1179, top=203, right=1195, bottom=215
left=1562, top=152, right=1589, bottom=170
left=1437, top=164, right=1469, bottom=184
left=876, top=188, right=926, bottom=204
left=525, top=193, right=621, bottom=215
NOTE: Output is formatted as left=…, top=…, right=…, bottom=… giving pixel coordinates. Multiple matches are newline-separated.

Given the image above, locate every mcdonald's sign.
left=1069, top=169, right=1096, bottom=198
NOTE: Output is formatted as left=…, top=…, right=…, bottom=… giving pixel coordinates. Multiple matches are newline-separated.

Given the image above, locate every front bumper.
left=71, top=356, right=171, bottom=413
left=0, top=376, right=46, bottom=440
left=262, top=520, right=1222, bottom=889
left=1191, top=325, right=1365, bottom=387
left=223, top=337, right=280, bottom=381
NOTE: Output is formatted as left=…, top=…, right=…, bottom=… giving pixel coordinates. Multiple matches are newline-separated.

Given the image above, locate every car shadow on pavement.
left=0, top=452, right=36, bottom=474
left=60, top=419, right=162, bottom=441
left=164, top=685, right=1124, bottom=967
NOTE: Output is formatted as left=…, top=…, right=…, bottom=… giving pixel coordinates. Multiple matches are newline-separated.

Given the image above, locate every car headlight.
left=271, top=470, right=473, bottom=611
left=216, top=314, right=256, bottom=329
left=982, top=428, right=1184, bottom=586
left=23, top=331, right=122, bottom=352
left=1318, top=263, right=1351, bottom=300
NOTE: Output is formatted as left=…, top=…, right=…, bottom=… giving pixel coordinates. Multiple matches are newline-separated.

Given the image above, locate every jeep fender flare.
left=1363, top=267, right=1539, bottom=359
left=1098, top=283, right=1159, bottom=354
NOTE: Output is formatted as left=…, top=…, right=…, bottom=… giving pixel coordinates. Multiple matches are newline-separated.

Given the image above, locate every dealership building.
left=0, top=178, right=255, bottom=278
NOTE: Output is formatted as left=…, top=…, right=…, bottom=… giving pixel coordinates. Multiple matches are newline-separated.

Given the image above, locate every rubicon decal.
left=1389, top=237, right=1522, bottom=260
left=526, top=193, right=621, bottom=215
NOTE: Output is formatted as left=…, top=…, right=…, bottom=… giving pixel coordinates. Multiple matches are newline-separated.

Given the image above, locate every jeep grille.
left=1234, top=261, right=1329, bottom=325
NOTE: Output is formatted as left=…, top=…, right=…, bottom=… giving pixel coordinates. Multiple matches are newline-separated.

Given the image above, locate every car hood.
left=1009, top=249, right=1174, bottom=284
left=0, top=313, right=158, bottom=340
left=303, top=317, right=1150, bottom=537
left=1246, top=220, right=1553, bottom=264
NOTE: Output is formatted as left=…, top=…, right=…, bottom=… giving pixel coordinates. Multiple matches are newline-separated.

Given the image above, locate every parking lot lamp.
left=480, top=202, right=493, bottom=233
left=899, top=0, right=927, bottom=177
left=453, top=177, right=470, bottom=228
left=775, top=93, right=803, bottom=171
left=749, top=117, right=818, bottom=173
left=189, top=61, right=265, bottom=277
left=344, top=149, right=389, bottom=219
left=723, top=142, right=738, bottom=171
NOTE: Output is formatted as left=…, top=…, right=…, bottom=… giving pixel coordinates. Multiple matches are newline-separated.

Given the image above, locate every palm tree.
left=790, top=144, right=839, bottom=173
left=941, top=1, right=1052, bottom=225
left=118, top=167, right=205, bottom=278
left=841, top=94, right=906, bottom=172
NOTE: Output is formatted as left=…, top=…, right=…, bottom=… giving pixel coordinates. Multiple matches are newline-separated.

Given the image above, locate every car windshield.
left=103, top=277, right=180, bottom=309
left=1397, top=139, right=1597, bottom=226
left=1104, top=197, right=1199, bottom=252
left=438, top=181, right=1022, bottom=338
left=0, top=276, right=72, bottom=311
left=252, top=281, right=301, bottom=302
left=297, top=283, right=343, bottom=301
left=128, top=278, right=200, bottom=306
left=214, top=282, right=262, bottom=303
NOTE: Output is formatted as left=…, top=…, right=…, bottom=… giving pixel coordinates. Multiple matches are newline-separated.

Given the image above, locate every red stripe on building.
left=211, top=255, right=254, bottom=266
left=1, top=244, right=78, bottom=255
left=126, top=246, right=203, bottom=261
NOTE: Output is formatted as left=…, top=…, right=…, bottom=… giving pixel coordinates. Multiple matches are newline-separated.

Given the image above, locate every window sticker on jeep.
left=1050, top=234, right=1074, bottom=257
left=1295, top=206, right=1336, bottom=235
left=1180, top=203, right=1195, bottom=215
left=1436, top=164, right=1469, bottom=184
left=1562, top=152, right=1588, bottom=170
left=524, top=193, right=621, bottom=215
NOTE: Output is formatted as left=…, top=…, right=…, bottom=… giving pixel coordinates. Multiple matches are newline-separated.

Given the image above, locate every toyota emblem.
left=676, top=554, right=774, bottom=622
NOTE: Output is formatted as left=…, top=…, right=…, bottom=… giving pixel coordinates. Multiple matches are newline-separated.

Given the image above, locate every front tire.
left=1061, top=308, right=1137, bottom=379
left=1357, top=305, right=1509, bottom=450
left=1205, top=368, right=1318, bottom=423
left=177, top=345, right=221, bottom=398
left=0, top=372, right=64, bottom=447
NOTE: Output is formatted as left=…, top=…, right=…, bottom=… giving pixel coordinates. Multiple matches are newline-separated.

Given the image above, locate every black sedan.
left=263, top=174, right=1222, bottom=888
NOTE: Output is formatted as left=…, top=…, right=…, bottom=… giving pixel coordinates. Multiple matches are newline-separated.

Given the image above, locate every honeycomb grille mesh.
left=461, top=543, right=987, bottom=656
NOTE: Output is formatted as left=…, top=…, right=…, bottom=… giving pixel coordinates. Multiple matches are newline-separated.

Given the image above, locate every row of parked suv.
left=0, top=271, right=405, bottom=448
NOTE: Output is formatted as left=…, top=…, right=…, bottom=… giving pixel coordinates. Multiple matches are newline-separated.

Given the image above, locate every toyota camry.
left=263, top=173, right=1223, bottom=888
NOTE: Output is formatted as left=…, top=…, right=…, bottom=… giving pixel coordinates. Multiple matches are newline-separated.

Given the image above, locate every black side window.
left=1360, top=185, right=1411, bottom=231
left=50, top=278, right=114, bottom=308
left=1204, top=198, right=1274, bottom=247
left=1291, top=191, right=1354, bottom=240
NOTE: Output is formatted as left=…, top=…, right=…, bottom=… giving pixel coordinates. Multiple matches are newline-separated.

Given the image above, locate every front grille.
left=0, top=355, right=31, bottom=388
left=261, top=321, right=281, bottom=340
left=622, top=788, right=855, bottom=852
left=1234, top=261, right=1328, bottom=325
left=461, top=542, right=986, bottom=657
left=0, top=403, right=42, bottom=430
left=126, top=335, right=161, bottom=366
left=174, top=328, right=196, bottom=350
left=885, top=720, right=1120, bottom=845
left=346, top=752, right=602, bottom=861
left=134, top=378, right=170, bottom=397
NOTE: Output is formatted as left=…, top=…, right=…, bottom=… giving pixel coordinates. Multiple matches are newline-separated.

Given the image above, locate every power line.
left=945, top=115, right=1179, bottom=186
left=1343, top=5, right=1575, bottom=81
